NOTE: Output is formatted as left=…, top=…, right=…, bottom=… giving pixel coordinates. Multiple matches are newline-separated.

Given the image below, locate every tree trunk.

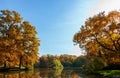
left=25, top=61, right=29, bottom=70
left=19, top=56, right=22, bottom=69
left=4, top=61, right=6, bottom=70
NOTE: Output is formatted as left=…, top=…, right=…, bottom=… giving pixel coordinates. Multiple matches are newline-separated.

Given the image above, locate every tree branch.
left=95, top=36, right=116, bottom=52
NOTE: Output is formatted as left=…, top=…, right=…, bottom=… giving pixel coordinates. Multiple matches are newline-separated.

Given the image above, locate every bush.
left=84, top=57, right=107, bottom=73
left=53, top=59, right=64, bottom=69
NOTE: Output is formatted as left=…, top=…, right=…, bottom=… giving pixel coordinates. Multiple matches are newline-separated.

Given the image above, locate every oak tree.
left=0, top=10, right=40, bottom=69
left=73, top=11, right=120, bottom=65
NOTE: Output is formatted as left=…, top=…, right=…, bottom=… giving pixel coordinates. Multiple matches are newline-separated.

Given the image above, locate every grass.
left=0, top=64, right=34, bottom=72
left=98, top=70, right=120, bottom=77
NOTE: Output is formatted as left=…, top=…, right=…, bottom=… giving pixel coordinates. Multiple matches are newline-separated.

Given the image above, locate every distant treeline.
left=35, top=54, right=88, bottom=69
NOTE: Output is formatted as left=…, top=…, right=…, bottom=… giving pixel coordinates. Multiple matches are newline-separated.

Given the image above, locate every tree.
left=53, top=59, right=63, bottom=69
left=73, top=56, right=88, bottom=67
left=20, top=21, right=40, bottom=69
left=39, top=54, right=63, bottom=69
left=59, top=54, right=76, bottom=67
left=39, top=55, right=48, bottom=68
left=73, top=11, right=120, bottom=65
left=39, top=54, right=54, bottom=68
left=0, top=10, right=40, bottom=70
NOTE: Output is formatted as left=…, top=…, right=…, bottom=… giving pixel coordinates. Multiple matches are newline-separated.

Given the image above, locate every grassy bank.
left=97, top=70, right=120, bottom=77
left=0, top=65, right=34, bottom=72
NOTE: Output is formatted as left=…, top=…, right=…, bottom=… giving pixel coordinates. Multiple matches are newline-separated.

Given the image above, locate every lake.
left=0, top=68, right=104, bottom=78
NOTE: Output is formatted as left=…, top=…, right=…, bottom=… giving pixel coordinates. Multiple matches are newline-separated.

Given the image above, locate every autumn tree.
left=73, top=55, right=88, bottom=67
left=39, top=54, right=54, bottom=68
left=39, top=54, right=63, bottom=69
left=73, top=11, right=120, bottom=66
left=59, top=54, right=76, bottom=67
left=39, top=55, right=48, bottom=68
left=0, top=10, right=40, bottom=70
left=20, top=21, right=40, bottom=69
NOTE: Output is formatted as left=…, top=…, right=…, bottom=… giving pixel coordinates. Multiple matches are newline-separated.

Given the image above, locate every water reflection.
left=0, top=68, right=104, bottom=78
left=40, top=68, right=63, bottom=78
left=0, top=70, right=40, bottom=78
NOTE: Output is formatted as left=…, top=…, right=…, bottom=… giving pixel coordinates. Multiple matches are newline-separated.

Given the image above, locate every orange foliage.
left=0, top=10, right=40, bottom=68
left=73, top=11, right=120, bottom=64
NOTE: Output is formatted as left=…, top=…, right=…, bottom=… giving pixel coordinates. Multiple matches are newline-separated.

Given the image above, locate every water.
left=0, top=68, right=103, bottom=78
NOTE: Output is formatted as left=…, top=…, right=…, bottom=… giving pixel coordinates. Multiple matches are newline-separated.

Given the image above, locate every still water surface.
left=0, top=68, right=103, bottom=78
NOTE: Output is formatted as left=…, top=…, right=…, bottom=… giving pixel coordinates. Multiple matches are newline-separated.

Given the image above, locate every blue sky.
left=0, top=0, right=119, bottom=56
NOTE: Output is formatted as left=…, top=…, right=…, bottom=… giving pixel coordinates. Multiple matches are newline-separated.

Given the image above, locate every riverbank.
left=63, top=67, right=82, bottom=70
left=0, top=66, right=34, bottom=72
left=96, top=70, right=120, bottom=78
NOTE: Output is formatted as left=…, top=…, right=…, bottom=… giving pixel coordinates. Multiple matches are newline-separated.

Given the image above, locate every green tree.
left=73, top=56, right=88, bottom=67
left=39, top=54, right=63, bottom=69
left=53, top=59, right=63, bottom=69
left=84, top=57, right=107, bottom=73
left=59, top=54, right=76, bottom=67
left=39, top=55, right=48, bottom=68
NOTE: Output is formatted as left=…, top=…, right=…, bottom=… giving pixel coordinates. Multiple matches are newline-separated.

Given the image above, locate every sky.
left=0, top=0, right=120, bottom=56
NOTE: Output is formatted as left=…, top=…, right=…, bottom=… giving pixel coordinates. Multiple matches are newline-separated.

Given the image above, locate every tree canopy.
left=39, top=54, right=63, bottom=69
left=73, top=11, right=120, bottom=65
left=0, top=10, right=40, bottom=70
left=39, top=54, right=89, bottom=68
